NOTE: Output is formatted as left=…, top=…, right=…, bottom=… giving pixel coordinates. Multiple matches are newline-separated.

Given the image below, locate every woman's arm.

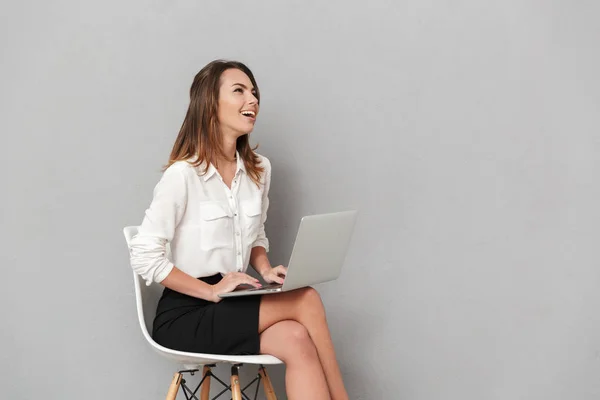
left=160, top=266, right=216, bottom=300
left=161, top=266, right=262, bottom=303
left=249, top=157, right=281, bottom=280
left=129, top=165, right=188, bottom=285
left=128, top=165, right=217, bottom=298
left=250, top=245, right=272, bottom=277
left=251, top=246, right=286, bottom=285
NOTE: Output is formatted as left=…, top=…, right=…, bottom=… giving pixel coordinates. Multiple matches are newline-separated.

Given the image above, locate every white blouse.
left=129, top=152, right=271, bottom=285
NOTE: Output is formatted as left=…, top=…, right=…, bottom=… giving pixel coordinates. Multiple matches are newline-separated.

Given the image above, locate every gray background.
left=2, top=0, right=599, bottom=399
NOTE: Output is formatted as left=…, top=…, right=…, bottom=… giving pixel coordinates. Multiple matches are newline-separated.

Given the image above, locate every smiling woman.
left=128, top=59, right=348, bottom=399
left=165, top=61, right=265, bottom=187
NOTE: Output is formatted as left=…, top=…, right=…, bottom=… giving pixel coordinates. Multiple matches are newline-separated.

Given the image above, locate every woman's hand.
left=261, top=265, right=287, bottom=285
left=210, top=272, right=262, bottom=303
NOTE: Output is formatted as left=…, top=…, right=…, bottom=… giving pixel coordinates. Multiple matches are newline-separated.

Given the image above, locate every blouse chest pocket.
left=199, top=201, right=233, bottom=251
left=241, top=200, right=262, bottom=241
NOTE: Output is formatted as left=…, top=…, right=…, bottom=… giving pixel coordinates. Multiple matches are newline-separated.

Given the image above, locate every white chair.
left=123, top=226, right=283, bottom=400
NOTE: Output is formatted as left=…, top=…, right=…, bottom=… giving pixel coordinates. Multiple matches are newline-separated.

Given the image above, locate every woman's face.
left=217, top=68, right=259, bottom=139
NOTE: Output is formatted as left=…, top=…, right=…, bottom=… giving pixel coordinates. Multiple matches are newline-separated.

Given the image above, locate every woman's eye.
left=234, top=88, right=243, bottom=93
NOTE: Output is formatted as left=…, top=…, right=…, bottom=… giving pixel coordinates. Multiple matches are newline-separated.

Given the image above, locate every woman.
left=129, top=60, right=348, bottom=400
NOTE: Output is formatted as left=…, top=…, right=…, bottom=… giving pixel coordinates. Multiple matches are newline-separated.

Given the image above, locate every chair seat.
left=148, top=338, right=283, bottom=368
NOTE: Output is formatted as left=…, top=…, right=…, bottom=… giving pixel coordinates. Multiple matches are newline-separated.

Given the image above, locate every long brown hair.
left=163, top=60, right=265, bottom=186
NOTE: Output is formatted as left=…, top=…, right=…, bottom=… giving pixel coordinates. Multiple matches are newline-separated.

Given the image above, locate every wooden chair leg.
left=165, top=372, right=182, bottom=400
left=200, top=365, right=211, bottom=400
left=259, top=366, right=277, bottom=400
left=231, top=365, right=242, bottom=400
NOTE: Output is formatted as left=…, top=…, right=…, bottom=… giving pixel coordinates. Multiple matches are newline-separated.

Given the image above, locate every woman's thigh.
left=258, top=287, right=325, bottom=333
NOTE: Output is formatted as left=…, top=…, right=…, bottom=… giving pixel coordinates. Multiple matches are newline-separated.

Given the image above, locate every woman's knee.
left=263, top=321, right=317, bottom=361
left=259, top=287, right=326, bottom=330
left=296, top=287, right=326, bottom=316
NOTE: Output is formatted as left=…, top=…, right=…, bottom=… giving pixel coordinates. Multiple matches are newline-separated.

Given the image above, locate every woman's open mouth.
left=241, top=110, right=256, bottom=121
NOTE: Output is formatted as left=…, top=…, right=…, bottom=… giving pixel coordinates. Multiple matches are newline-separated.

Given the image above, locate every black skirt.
left=152, top=274, right=262, bottom=355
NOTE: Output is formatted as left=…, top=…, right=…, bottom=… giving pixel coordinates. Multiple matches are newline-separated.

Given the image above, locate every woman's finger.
left=249, top=277, right=262, bottom=287
left=242, top=273, right=260, bottom=283
left=266, top=270, right=284, bottom=284
left=238, top=274, right=261, bottom=287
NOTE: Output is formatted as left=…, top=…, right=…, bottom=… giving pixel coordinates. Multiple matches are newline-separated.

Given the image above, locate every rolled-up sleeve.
left=252, top=158, right=271, bottom=252
left=129, top=165, right=187, bottom=285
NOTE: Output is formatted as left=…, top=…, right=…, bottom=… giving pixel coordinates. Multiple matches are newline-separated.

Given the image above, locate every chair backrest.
left=123, top=226, right=164, bottom=342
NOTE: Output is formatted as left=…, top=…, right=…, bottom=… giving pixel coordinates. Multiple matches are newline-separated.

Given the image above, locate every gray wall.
left=2, top=0, right=599, bottom=399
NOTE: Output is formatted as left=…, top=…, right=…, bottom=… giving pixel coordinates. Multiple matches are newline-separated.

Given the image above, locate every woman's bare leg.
left=260, top=320, right=330, bottom=399
left=259, top=288, right=348, bottom=400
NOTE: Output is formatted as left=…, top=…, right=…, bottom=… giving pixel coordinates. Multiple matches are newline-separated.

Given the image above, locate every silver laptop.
left=219, top=210, right=358, bottom=298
